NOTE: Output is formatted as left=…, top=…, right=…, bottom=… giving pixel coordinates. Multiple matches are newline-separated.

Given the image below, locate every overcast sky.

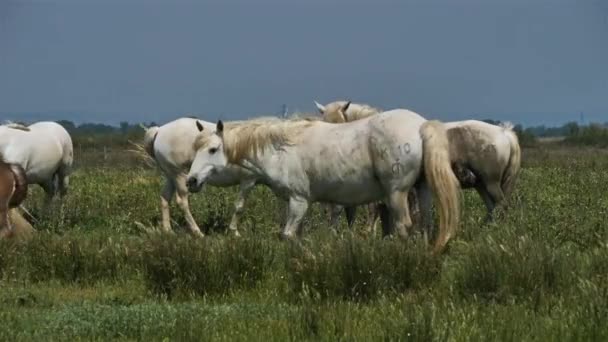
left=1, top=0, right=607, bottom=126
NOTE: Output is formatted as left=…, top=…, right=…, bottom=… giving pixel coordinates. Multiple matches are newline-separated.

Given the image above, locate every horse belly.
left=311, top=169, right=384, bottom=206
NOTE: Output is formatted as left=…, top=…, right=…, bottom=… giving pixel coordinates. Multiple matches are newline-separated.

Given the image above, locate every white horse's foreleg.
left=160, top=178, right=176, bottom=232
left=175, top=175, right=203, bottom=237
left=280, top=197, right=309, bottom=240
left=387, top=191, right=412, bottom=239
left=228, top=179, right=256, bottom=237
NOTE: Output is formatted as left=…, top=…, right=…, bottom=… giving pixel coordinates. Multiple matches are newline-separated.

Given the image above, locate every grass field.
left=1, top=144, right=607, bottom=341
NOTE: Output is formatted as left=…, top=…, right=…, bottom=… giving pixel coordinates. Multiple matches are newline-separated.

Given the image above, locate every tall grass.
left=1, top=145, right=607, bottom=339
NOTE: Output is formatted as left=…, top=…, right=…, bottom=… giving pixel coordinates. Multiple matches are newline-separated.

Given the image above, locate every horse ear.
left=314, top=100, right=326, bottom=114
left=341, top=101, right=351, bottom=113
left=196, top=120, right=204, bottom=132
left=216, top=120, right=224, bottom=134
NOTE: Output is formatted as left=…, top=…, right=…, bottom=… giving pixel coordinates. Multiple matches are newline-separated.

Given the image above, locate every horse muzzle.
left=186, top=176, right=204, bottom=193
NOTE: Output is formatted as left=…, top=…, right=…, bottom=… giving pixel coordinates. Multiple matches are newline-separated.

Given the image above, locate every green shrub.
left=141, top=235, right=276, bottom=298
left=287, top=234, right=441, bottom=301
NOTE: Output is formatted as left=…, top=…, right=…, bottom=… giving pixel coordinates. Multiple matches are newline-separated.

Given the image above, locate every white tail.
left=420, top=121, right=461, bottom=254
left=501, top=126, right=521, bottom=199
left=142, top=126, right=160, bottom=158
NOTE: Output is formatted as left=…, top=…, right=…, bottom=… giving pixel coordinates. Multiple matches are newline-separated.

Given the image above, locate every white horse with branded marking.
left=142, top=117, right=263, bottom=237
left=0, top=121, right=73, bottom=204
left=186, top=112, right=461, bottom=253
left=316, top=100, right=521, bottom=226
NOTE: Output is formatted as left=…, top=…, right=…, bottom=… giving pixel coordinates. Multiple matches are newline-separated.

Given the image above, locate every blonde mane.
left=194, top=117, right=317, bottom=164
left=322, top=101, right=382, bottom=123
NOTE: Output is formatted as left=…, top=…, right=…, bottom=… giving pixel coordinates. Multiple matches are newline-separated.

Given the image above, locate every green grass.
left=1, top=146, right=607, bottom=340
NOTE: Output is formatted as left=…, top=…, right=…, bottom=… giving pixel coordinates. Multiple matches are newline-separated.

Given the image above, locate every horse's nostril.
left=187, top=177, right=197, bottom=187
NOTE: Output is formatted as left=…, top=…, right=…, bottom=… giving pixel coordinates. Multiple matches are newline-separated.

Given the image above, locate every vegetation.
left=1, top=125, right=608, bottom=340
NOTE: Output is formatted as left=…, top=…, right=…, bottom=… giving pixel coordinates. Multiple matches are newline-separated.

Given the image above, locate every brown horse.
left=0, top=157, right=33, bottom=239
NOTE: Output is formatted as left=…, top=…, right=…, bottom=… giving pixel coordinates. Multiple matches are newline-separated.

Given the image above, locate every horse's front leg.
left=228, top=178, right=256, bottom=237
left=160, top=177, right=176, bottom=232
left=175, top=174, right=204, bottom=237
left=280, top=196, right=309, bottom=240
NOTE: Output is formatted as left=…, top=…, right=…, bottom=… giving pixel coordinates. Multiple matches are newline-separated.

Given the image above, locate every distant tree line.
left=8, top=118, right=608, bottom=149
left=56, top=120, right=156, bottom=149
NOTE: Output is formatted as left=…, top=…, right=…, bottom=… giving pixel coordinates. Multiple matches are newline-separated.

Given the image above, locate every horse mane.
left=194, top=116, right=316, bottom=164
left=3, top=121, right=30, bottom=132
left=322, top=101, right=381, bottom=123
left=346, top=102, right=382, bottom=121
left=499, top=121, right=515, bottom=131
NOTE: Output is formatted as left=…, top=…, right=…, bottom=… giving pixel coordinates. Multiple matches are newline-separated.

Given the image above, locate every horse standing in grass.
left=315, top=100, right=521, bottom=232
left=0, top=156, right=34, bottom=239
left=142, top=117, right=265, bottom=237
left=0, top=122, right=73, bottom=206
left=186, top=112, right=461, bottom=254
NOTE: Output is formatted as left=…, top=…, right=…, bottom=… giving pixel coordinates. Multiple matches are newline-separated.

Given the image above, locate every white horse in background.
left=315, top=100, right=521, bottom=225
left=142, top=117, right=262, bottom=237
left=0, top=121, right=73, bottom=204
left=186, top=112, right=461, bottom=254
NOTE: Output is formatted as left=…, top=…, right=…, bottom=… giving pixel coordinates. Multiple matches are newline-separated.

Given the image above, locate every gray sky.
left=1, top=0, right=607, bottom=126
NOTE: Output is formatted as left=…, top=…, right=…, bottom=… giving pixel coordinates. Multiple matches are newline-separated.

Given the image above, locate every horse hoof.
left=279, top=232, right=296, bottom=241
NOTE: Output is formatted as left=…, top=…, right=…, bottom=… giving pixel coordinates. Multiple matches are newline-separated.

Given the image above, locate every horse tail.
left=9, top=164, right=28, bottom=208
left=500, top=122, right=521, bottom=199
left=142, top=125, right=160, bottom=159
left=420, top=120, right=461, bottom=254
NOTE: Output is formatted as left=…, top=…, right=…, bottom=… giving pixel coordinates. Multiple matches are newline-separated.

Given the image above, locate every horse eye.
left=209, top=147, right=218, bottom=154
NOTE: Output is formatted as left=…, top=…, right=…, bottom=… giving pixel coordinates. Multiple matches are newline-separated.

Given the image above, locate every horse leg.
left=344, top=206, right=357, bottom=229
left=387, top=191, right=413, bottom=239
left=57, top=169, right=70, bottom=199
left=175, top=175, right=204, bottom=237
left=378, top=203, right=391, bottom=237
left=160, top=177, right=176, bottom=232
left=280, top=196, right=309, bottom=240
left=40, top=180, right=56, bottom=213
left=485, top=182, right=505, bottom=221
left=365, top=203, right=380, bottom=235
left=228, top=179, right=256, bottom=237
left=415, top=181, right=434, bottom=244
left=328, top=204, right=343, bottom=232
left=476, top=185, right=496, bottom=222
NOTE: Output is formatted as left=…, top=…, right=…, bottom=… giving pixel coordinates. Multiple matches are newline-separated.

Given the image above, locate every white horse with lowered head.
left=186, top=111, right=461, bottom=253
left=142, top=117, right=262, bottom=237
left=0, top=121, right=73, bottom=204
left=315, top=100, right=521, bottom=225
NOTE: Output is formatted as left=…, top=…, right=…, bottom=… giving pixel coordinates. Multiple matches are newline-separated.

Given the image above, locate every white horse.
left=0, top=121, right=73, bottom=203
left=315, top=100, right=521, bottom=225
left=142, top=117, right=263, bottom=237
left=186, top=112, right=461, bottom=253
